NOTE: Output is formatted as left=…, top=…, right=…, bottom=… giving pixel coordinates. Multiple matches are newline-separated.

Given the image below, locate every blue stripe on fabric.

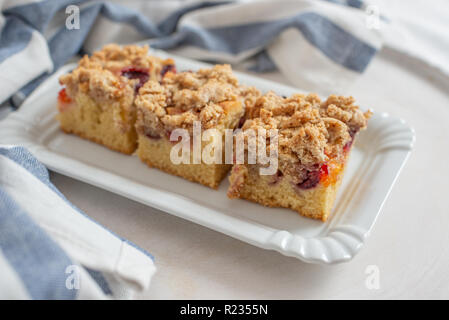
left=92, top=1, right=232, bottom=38
left=152, top=12, right=377, bottom=73
left=323, top=0, right=365, bottom=9
left=0, top=189, right=76, bottom=300
left=0, top=146, right=49, bottom=181
left=85, top=268, right=112, bottom=295
left=292, top=12, right=376, bottom=72
left=0, top=146, right=154, bottom=261
left=0, top=17, right=33, bottom=64
left=10, top=73, right=49, bottom=109
left=157, top=1, right=233, bottom=35
left=98, top=2, right=161, bottom=38
left=346, top=0, right=365, bottom=9
left=249, top=50, right=277, bottom=73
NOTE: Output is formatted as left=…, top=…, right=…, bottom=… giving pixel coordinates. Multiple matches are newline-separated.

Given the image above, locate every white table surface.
left=48, top=42, right=449, bottom=299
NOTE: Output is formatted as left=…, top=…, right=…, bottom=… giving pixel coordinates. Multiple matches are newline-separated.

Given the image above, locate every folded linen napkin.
left=0, top=146, right=156, bottom=299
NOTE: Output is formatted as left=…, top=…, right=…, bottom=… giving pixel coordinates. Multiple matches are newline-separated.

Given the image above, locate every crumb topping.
left=80, top=44, right=158, bottom=71
left=59, top=44, right=174, bottom=104
left=135, top=65, right=257, bottom=137
left=242, top=92, right=372, bottom=169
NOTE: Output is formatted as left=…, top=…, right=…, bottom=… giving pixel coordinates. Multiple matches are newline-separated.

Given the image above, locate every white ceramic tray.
left=0, top=51, right=415, bottom=264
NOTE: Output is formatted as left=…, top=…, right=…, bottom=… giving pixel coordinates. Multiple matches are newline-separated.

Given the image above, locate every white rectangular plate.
left=0, top=51, right=415, bottom=264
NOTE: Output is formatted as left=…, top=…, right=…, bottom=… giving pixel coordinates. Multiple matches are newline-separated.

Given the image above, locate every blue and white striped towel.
left=0, top=146, right=156, bottom=299
left=0, top=0, right=384, bottom=299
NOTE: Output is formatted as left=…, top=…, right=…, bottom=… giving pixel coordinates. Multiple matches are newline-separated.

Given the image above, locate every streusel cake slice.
left=57, top=44, right=175, bottom=154
left=227, top=92, right=371, bottom=221
left=135, top=65, right=260, bottom=188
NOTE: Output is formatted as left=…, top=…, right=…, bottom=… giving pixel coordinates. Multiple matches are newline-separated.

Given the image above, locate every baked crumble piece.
left=227, top=92, right=372, bottom=221
left=135, top=64, right=260, bottom=188
left=57, top=44, right=175, bottom=154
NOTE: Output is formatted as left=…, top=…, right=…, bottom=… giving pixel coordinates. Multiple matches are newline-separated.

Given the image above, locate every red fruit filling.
left=295, top=163, right=332, bottom=190
left=320, top=163, right=329, bottom=177
left=296, top=166, right=321, bottom=189
left=237, top=116, right=246, bottom=129
left=58, top=88, right=71, bottom=104
left=160, top=64, right=176, bottom=78
left=57, top=88, right=73, bottom=112
left=121, top=66, right=149, bottom=92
